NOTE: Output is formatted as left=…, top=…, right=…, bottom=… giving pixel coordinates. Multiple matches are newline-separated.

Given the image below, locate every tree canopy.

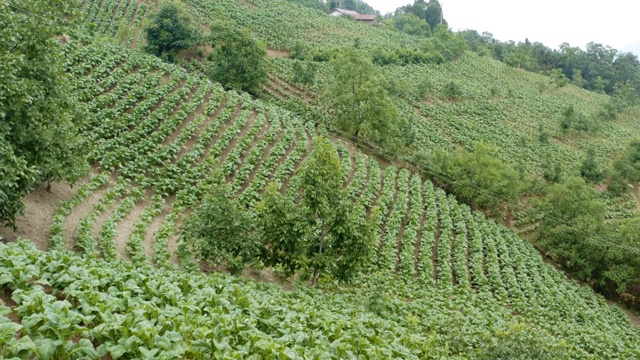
left=207, top=19, right=268, bottom=94
left=183, top=138, right=375, bottom=285
left=181, top=182, right=259, bottom=274
left=323, top=47, right=402, bottom=149
left=144, top=2, right=195, bottom=61
left=416, top=142, right=523, bottom=215
left=386, top=13, right=431, bottom=37
left=462, top=33, right=640, bottom=98
left=1, top=0, right=88, bottom=227
left=536, top=177, right=607, bottom=281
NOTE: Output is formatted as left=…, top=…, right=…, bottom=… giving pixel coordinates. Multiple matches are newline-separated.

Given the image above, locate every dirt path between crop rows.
left=0, top=179, right=89, bottom=250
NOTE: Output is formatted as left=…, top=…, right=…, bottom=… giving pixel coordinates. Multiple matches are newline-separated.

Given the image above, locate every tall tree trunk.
left=311, top=236, right=323, bottom=287
left=311, top=222, right=327, bottom=287
left=354, top=116, right=364, bottom=139
left=46, top=180, right=51, bottom=193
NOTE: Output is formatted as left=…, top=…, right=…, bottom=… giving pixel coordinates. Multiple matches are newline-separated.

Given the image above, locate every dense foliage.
left=0, top=0, right=88, bottom=227
left=324, top=48, right=402, bottom=148
left=461, top=32, right=640, bottom=99
left=389, top=0, right=446, bottom=33
left=207, top=18, right=268, bottom=94
left=183, top=138, right=376, bottom=284
left=2, top=0, right=637, bottom=356
left=414, top=143, right=523, bottom=215
left=144, top=2, right=195, bottom=61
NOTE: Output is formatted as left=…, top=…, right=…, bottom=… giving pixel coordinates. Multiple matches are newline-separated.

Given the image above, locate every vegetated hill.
left=261, top=55, right=640, bottom=225
left=81, top=0, right=640, bottom=223
left=3, top=34, right=640, bottom=357
left=81, top=0, right=428, bottom=51
left=3, top=0, right=640, bottom=357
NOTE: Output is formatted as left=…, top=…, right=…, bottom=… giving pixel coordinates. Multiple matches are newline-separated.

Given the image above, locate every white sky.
left=365, top=0, right=640, bottom=50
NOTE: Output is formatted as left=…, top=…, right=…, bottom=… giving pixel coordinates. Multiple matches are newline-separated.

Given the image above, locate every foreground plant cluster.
left=2, top=240, right=640, bottom=359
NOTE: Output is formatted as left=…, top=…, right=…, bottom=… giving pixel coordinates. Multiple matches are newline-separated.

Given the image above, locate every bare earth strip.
left=281, top=129, right=314, bottom=194
left=143, top=195, right=174, bottom=262
left=114, top=190, right=153, bottom=260
left=162, top=85, right=207, bottom=146
left=0, top=179, right=89, bottom=251
left=176, top=96, right=229, bottom=161
left=64, top=172, right=118, bottom=251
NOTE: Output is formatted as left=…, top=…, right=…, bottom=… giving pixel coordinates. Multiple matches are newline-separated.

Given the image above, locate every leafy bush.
left=443, top=80, right=463, bottom=100
left=207, top=19, right=268, bottom=93
left=144, top=2, right=195, bottom=61
left=580, top=148, right=607, bottom=184
left=414, top=142, right=523, bottom=215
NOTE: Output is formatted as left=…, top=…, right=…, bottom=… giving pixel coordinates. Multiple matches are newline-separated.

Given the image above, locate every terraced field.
left=23, top=40, right=640, bottom=329
left=3, top=0, right=640, bottom=358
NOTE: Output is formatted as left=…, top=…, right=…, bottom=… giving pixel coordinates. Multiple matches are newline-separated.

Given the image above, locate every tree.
left=418, top=143, right=522, bottom=215
left=324, top=47, right=400, bottom=147
left=257, top=138, right=376, bottom=286
left=572, top=68, right=586, bottom=88
left=580, top=148, right=606, bottom=184
left=604, top=219, right=640, bottom=293
left=612, top=81, right=640, bottom=112
left=299, top=137, right=375, bottom=285
left=207, top=19, right=268, bottom=94
left=538, top=124, right=550, bottom=143
left=536, top=177, right=607, bottom=280
left=291, top=61, right=317, bottom=97
left=559, top=104, right=593, bottom=133
left=1, top=0, right=88, bottom=227
left=256, top=183, right=307, bottom=276
left=443, top=80, right=463, bottom=100
left=144, top=2, right=195, bottom=61
left=550, top=68, right=569, bottom=88
left=615, top=139, right=640, bottom=182
left=431, top=24, right=467, bottom=61
left=542, top=158, right=563, bottom=184
left=425, top=0, right=445, bottom=32
left=386, top=13, right=431, bottom=37
left=182, top=182, right=259, bottom=274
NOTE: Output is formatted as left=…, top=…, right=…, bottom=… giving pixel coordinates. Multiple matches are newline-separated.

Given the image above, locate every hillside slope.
left=2, top=34, right=640, bottom=357
left=2, top=0, right=640, bottom=357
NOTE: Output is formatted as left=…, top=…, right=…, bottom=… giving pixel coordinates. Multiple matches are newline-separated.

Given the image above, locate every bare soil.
left=266, top=49, right=291, bottom=58
left=114, top=193, right=153, bottom=261
left=142, top=195, right=174, bottom=261
left=176, top=95, right=228, bottom=161
left=218, top=109, right=259, bottom=163
left=281, top=129, right=313, bottom=194
left=0, top=180, right=88, bottom=251
left=241, top=267, right=293, bottom=291
left=167, top=210, right=191, bottom=265
left=415, top=182, right=428, bottom=277
left=265, top=81, right=289, bottom=101
left=64, top=173, right=117, bottom=251
left=608, top=301, right=640, bottom=327
left=226, top=113, right=271, bottom=183
left=200, top=103, right=242, bottom=161
left=0, top=288, right=19, bottom=323
left=162, top=85, right=206, bottom=146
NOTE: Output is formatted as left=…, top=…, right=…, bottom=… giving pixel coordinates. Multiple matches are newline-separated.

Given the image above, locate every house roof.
left=331, top=9, right=377, bottom=21
left=333, top=8, right=360, bottom=16
left=353, top=14, right=377, bottom=21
